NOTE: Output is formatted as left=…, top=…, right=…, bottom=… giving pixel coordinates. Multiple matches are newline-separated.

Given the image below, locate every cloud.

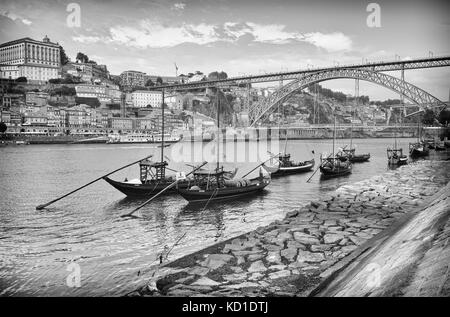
left=72, top=20, right=352, bottom=52
left=0, top=10, right=32, bottom=25
left=172, top=3, right=186, bottom=11
left=72, top=35, right=105, bottom=44
left=302, top=32, right=352, bottom=52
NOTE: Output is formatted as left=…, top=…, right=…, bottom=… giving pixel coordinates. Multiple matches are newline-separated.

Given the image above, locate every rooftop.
left=0, top=37, right=60, bottom=48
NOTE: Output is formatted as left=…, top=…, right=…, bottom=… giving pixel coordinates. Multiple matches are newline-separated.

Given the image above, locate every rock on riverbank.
left=134, top=160, right=450, bottom=297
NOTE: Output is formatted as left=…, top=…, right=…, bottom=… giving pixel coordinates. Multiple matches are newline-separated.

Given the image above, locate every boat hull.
left=409, top=148, right=429, bottom=158
left=177, top=179, right=270, bottom=203
left=319, top=165, right=352, bottom=178
left=388, top=156, right=408, bottom=166
left=272, top=159, right=315, bottom=176
left=349, top=154, right=370, bottom=163
left=103, top=177, right=189, bottom=198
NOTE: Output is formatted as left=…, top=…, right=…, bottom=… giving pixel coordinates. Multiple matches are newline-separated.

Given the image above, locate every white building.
left=0, top=36, right=61, bottom=83
left=131, top=90, right=162, bottom=108
left=75, top=84, right=122, bottom=104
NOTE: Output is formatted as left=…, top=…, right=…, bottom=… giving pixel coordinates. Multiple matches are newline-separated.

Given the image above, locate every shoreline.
left=128, top=158, right=450, bottom=297
left=0, top=135, right=434, bottom=145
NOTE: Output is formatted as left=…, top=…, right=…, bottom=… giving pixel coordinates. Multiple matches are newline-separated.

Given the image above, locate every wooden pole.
left=121, top=161, right=208, bottom=218
left=241, top=153, right=280, bottom=179
left=36, top=155, right=153, bottom=210
left=306, top=152, right=334, bottom=183
left=161, top=89, right=165, bottom=162
left=216, top=89, right=220, bottom=172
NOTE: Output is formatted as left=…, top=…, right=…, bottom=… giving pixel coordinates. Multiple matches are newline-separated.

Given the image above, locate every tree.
left=438, top=110, right=450, bottom=126
left=0, top=122, right=7, bottom=134
left=15, top=77, right=27, bottom=83
left=156, top=77, right=163, bottom=85
left=208, top=71, right=228, bottom=80
left=76, top=52, right=89, bottom=63
left=422, top=109, right=436, bottom=126
left=218, top=71, right=228, bottom=80
left=208, top=71, right=219, bottom=80
left=145, top=79, right=155, bottom=87
left=60, top=46, right=70, bottom=65
left=48, top=78, right=62, bottom=84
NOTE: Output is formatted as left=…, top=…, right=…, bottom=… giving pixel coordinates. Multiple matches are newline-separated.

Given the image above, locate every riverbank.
left=316, top=182, right=450, bottom=297
left=130, top=158, right=450, bottom=297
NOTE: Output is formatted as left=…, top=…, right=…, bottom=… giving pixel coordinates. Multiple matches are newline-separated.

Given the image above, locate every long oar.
left=36, top=155, right=153, bottom=210
left=241, top=154, right=281, bottom=179
left=121, top=161, right=208, bottom=218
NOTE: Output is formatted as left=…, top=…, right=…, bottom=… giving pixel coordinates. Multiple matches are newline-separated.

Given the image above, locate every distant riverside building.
left=63, top=61, right=110, bottom=82
left=75, top=84, right=121, bottom=104
left=23, top=111, right=48, bottom=126
left=131, top=90, right=162, bottom=108
left=120, top=70, right=146, bottom=87
left=0, top=36, right=61, bottom=83
left=145, top=75, right=180, bottom=85
left=25, top=91, right=49, bottom=107
left=1, top=93, right=25, bottom=110
left=109, top=117, right=134, bottom=130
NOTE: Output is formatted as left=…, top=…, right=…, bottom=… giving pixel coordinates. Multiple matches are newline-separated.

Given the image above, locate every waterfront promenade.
left=132, top=158, right=450, bottom=297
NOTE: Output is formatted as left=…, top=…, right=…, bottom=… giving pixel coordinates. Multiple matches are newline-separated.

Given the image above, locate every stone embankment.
left=133, top=159, right=450, bottom=297
left=317, top=182, right=450, bottom=297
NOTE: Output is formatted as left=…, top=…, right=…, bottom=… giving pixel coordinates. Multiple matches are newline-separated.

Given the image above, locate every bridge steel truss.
left=248, top=68, right=448, bottom=126
left=160, top=56, right=450, bottom=91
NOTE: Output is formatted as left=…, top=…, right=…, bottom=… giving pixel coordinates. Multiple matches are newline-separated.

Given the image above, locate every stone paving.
left=135, top=160, right=450, bottom=297
left=318, top=182, right=450, bottom=297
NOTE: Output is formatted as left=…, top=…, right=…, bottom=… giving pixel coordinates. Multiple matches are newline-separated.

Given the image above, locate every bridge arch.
left=249, top=68, right=447, bottom=126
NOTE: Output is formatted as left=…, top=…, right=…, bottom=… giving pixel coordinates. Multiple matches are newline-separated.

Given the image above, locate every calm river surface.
left=0, top=137, right=437, bottom=296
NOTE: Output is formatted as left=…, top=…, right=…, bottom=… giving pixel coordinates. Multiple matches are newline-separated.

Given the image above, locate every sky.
left=0, top=0, right=449, bottom=100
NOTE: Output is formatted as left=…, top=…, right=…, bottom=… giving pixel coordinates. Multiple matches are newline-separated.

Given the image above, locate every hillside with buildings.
left=1, top=36, right=443, bottom=141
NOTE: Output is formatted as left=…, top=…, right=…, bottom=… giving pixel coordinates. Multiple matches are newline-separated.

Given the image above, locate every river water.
left=0, top=137, right=443, bottom=296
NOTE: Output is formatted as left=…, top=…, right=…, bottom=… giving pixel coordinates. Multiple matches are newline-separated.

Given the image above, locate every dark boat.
left=409, top=142, right=429, bottom=158
left=387, top=148, right=408, bottom=166
left=409, top=116, right=429, bottom=158
left=337, top=148, right=370, bottom=163
left=425, top=139, right=446, bottom=151
left=319, top=157, right=352, bottom=177
left=103, top=160, right=190, bottom=198
left=104, top=90, right=192, bottom=198
left=177, top=88, right=271, bottom=204
left=263, top=154, right=315, bottom=176
left=338, top=94, right=370, bottom=163
left=177, top=167, right=270, bottom=203
left=320, top=114, right=352, bottom=178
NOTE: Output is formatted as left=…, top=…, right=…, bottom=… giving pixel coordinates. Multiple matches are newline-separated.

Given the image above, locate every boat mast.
left=161, top=89, right=165, bottom=163
left=333, top=111, right=336, bottom=159
left=394, top=110, right=398, bottom=150
left=216, top=89, right=220, bottom=171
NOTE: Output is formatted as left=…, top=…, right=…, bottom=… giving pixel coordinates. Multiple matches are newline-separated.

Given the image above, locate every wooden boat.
left=337, top=148, right=370, bottom=163
left=339, top=91, right=370, bottom=163
left=409, top=116, right=429, bottom=158
left=177, top=167, right=270, bottom=203
left=104, top=160, right=190, bottom=197
left=264, top=154, right=315, bottom=176
left=320, top=114, right=352, bottom=178
left=319, top=157, right=352, bottom=177
left=409, top=142, right=429, bottom=158
left=177, top=89, right=271, bottom=204
left=104, top=90, right=191, bottom=198
left=387, top=148, right=408, bottom=166
left=425, top=139, right=446, bottom=151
